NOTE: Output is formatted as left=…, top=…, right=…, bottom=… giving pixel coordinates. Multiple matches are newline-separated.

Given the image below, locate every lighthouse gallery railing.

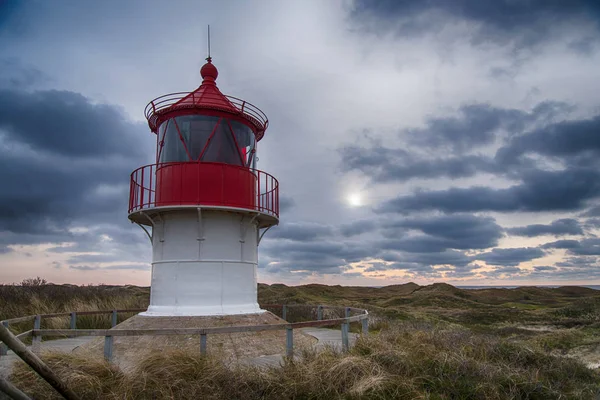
left=128, top=162, right=279, bottom=218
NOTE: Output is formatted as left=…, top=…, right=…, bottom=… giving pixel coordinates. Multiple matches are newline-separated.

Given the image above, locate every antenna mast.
left=207, top=25, right=211, bottom=61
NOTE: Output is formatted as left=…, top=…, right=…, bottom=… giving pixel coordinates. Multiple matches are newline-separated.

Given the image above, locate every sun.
left=347, top=193, right=362, bottom=207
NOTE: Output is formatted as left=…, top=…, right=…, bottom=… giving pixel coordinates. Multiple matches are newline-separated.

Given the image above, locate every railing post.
left=361, top=316, right=369, bottom=335
left=200, top=334, right=207, bottom=355
left=341, top=322, right=349, bottom=352
left=286, top=326, right=293, bottom=358
left=317, top=305, right=323, bottom=321
left=282, top=305, right=287, bottom=321
left=0, top=321, right=8, bottom=356
left=32, top=315, right=41, bottom=353
left=111, top=310, right=118, bottom=328
left=104, top=335, right=113, bottom=363
left=345, top=307, right=351, bottom=318
left=70, top=312, right=76, bottom=338
left=70, top=312, right=77, bottom=330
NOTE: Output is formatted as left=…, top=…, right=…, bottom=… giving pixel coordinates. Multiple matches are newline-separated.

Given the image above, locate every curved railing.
left=128, top=162, right=279, bottom=218
left=1, top=305, right=368, bottom=362
left=145, top=92, right=269, bottom=139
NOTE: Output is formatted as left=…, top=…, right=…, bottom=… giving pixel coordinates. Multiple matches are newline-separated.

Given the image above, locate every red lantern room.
left=128, top=57, right=279, bottom=229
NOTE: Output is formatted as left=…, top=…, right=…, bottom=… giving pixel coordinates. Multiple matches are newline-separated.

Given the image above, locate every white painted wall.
left=142, top=209, right=263, bottom=316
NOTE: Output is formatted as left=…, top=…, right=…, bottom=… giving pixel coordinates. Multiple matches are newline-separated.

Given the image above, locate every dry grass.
left=10, top=322, right=600, bottom=399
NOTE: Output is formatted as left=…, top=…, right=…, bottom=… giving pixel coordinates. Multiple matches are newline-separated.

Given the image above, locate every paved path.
left=0, top=328, right=358, bottom=376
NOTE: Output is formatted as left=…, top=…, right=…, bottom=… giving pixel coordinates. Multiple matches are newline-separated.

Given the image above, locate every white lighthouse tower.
left=128, top=56, right=278, bottom=316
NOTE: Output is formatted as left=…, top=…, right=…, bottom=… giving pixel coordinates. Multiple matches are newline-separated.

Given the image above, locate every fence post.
left=104, top=335, right=113, bottom=363
left=282, top=305, right=287, bottom=321
left=111, top=310, right=118, bottom=328
left=32, top=315, right=41, bottom=353
left=361, top=317, right=369, bottom=335
left=0, top=321, right=8, bottom=356
left=341, top=308, right=350, bottom=352
left=317, top=305, right=323, bottom=321
left=286, top=326, right=293, bottom=358
left=0, top=323, right=81, bottom=400
left=200, top=334, right=207, bottom=355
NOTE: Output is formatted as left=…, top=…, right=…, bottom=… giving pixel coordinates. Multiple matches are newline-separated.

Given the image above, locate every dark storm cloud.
left=407, top=103, right=540, bottom=152
left=543, top=238, right=600, bottom=257
left=378, top=168, right=600, bottom=214
left=0, top=87, right=151, bottom=248
left=0, top=89, right=144, bottom=157
left=261, top=237, right=373, bottom=275
left=339, top=219, right=378, bottom=237
left=387, top=214, right=503, bottom=248
left=507, top=218, right=584, bottom=237
left=496, top=115, right=600, bottom=165
left=269, top=222, right=334, bottom=241
left=473, top=247, right=545, bottom=266
left=379, top=249, right=473, bottom=268
left=350, top=0, right=600, bottom=48
left=340, top=145, right=498, bottom=182
left=340, top=102, right=574, bottom=183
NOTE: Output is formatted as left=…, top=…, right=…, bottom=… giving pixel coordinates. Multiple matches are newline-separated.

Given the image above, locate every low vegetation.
left=4, top=279, right=600, bottom=398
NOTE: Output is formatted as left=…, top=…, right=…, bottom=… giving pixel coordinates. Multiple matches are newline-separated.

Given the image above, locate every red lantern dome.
left=129, top=58, right=278, bottom=228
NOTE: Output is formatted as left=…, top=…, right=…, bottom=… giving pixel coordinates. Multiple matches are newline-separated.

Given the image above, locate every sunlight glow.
left=347, top=193, right=362, bottom=207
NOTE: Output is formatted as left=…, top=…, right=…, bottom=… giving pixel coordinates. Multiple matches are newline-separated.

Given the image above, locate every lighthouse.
left=128, top=56, right=279, bottom=316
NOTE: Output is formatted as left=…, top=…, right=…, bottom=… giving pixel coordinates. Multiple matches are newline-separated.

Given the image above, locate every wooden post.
left=317, top=305, right=323, bottom=321
left=0, top=375, right=32, bottom=400
left=104, top=336, right=113, bottom=363
left=111, top=310, right=118, bottom=328
left=69, top=312, right=76, bottom=338
left=361, top=317, right=369, bottom=335
left=341, top=322, right=349, bottom=352
left=200, top=334, right=207, bottom=355
left=0, top=322, right=81, bottom=400
left=32, top=316, right=41, bottom=353
left=282, top=305, right=287, bottom=321
left=0, top=321, right=8, bottom=356
left=286, top=326, right=293, bottom=358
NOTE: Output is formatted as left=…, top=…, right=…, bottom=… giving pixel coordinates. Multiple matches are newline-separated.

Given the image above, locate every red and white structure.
left=128, top=57, right=279, bottom=316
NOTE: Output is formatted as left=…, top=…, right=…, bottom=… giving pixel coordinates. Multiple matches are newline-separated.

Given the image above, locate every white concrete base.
left=145, top=209, right=262, bottom=317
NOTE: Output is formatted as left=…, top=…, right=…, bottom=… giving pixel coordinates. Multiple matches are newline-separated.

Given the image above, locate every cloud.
left=339, top=220, right=378, bottom=237
left=0, top=87, right=151, bottom=247
left=269, top=222, right=333, bottom=241
left=349, top=0, right=600, bottom=49
left=507, top=218, right=584, bottom=237
left=543, top=238, right=600, bottom=255
left=378, top=168, right=600, bottom=214
left=473, top=247, right=545, bottom=266
left=496, top=114, right=600, bottom=164
left=340, top=145, right=498, bottom=182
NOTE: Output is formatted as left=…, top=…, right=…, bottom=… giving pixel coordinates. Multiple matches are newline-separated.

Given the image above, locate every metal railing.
left=0, top=305, right=367, bottom=363
left=144, top=92, right=269, bottom=139
left=128, top=162, right=279, bottom=218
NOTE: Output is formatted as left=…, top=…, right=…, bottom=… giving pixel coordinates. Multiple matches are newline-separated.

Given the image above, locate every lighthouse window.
left=200, top=118, right=244, bottom=166
left=175, top=115, right=220, bottom=160
left=230, top=120, right=256, bottom=168
left=159, top=119, right=189, bottom=163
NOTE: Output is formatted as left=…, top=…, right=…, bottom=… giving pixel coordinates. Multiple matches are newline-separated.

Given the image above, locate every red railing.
left=128, top=162, right=279, bottom=218
left=144, top=92, right=269, bottom=139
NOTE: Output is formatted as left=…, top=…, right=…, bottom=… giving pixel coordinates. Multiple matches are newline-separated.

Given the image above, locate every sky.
left=1, top=0, right=600, bottom=287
